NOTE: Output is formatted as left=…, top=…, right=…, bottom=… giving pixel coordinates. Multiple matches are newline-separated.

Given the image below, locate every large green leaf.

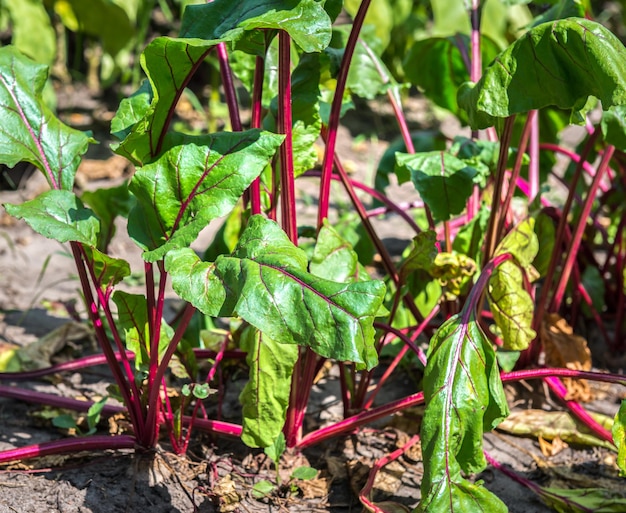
left=396, top=151, right=477, bottom=222
left=165, top=215, right=386, bottom=368
left=128, top=130, right=283, bottom=261
left=0, top=46, right=92, bottom=190
left=4, top=190, right=99, bottom=246
left=5, top=0, right=56, bottom=64
left=310, top=221, right=361, bottom=283
left=180, top=0, right=332, bottom=54
left=239, top=326, right=298, bottom=448
left=459, top=18, right=626, bottom=129
left=418, top=312, right=509, bottom=512
left=539, top=486, right=626, bottom=513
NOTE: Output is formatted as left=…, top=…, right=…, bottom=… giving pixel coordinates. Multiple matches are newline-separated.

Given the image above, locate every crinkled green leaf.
left=239, top=326, right=298, bottom=448
left=165, top=215, right=386, bottom=368
left=81, top=184, right=134, bottom=253
left=494, top=219, right=539, bottom=269
left=128, top=130, right=283, bottom=261
left=487, top=260, right=536, bottom=350
left=110, top=80, right=153, bottom=143
left=181, top=0, right=331, bottom=54
left=0, top=46, right=92, bottom=190
left=4, top=190, right=99, bottom=246
left=601, top=105, right=626, bottom=151
left=112, top=291, right=174, bottom=369
left=5, top=0, right=56, bottom=64
left=396, top=151, right=477, bottom=222
left=459, top=18, right=626, bottom=129
left=431, top=252, right=477, bottom=299
left=399, top=231, right=438, bottom=283
left=418, top=312, right=509, bottom=512
left=82, top=246, right=131, bottom=292
left=613, top=400, right=626, bottom=477
left=539, top=486, right=626, bottom=513
left=310, top=221, right=361, bottom=283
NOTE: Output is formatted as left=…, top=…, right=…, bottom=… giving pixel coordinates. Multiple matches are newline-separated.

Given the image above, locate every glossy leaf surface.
left=239, top=327, right=298, bottom=448
left=128, top=130, right=283, bottom=261
left=613, top=400, right=626, bottom=477
left=0, top=46, right=92, bottom=190
left=4, top=190, right=99, bottom=246
left=459, top=18, right=626, bottom=129
left=418, top=312, right=509, bottom=512
left=396, top=151, right=477, bottom=222
left=310, top=222, right=361, bottom=283
left=166, top=216, right=386, bottom=368
left=82, top=246, right=131, bottom=292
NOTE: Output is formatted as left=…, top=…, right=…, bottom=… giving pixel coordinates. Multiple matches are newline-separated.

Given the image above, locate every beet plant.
left=1, top=1, right=626, bottom=512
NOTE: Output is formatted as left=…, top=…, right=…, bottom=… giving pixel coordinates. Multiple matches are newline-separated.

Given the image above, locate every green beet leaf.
left=81, top=184, right=135, bottom=253
left=165, top=215, right=386, bottom=368
left=530, top=0, right=586, bottom=28
left=0, top=46, right=92, bottom=190
left=418, top=312, right=509, bottom=512
left=110, top=80, right=153, bottom=143
left=539, top=486, right=626, bottom=513
left=239, top=326, right=298, bottom=448
left=82, top=246, right=131, bottom=292
left=601, top=105, right=626, bottom=151
left=310, top=221, right=361, bottom=283
left=458, top=18, right=626, bottom=129
left=613, top=400, right=626, bottom=477
left=4, top=0, right=56, bottom=64
left=180, top=0, right=332, bottom=54
left=487, top=260, right=536, bottom=350
left=494, top=218, right=538, bottom=269
left=112, top=291, right=174, bottom=370
left=396, top=151, right=477, bottom=222
left=4, top=190, right=99, bottom=246
left=128, top=130, right=283, bottom=261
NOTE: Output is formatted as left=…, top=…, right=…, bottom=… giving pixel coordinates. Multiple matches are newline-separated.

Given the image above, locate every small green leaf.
left=4, top=190, right=99, bottom=246
left=0, top=46, right=92, bottom=189
left=86, top=397, right=108, bottom=432
left=418, top=310, right=509, bottom=512
left=252, top=480, right=275, bottom=499
left=192, top=383, right=212, bottom=400
left=310, top=221, right=361, bottom=283
left=399, top=231, right=438, bottom=283
left=82, top=184, right=134, bottom=252
left=110, top=80, right=153, bottom=142
left=396, top=151, right=477, bottom=222
left=166, top=216, right=386, bottom=368
left=181, top=384, right=192, bottom=397
left=291, top=466, right=317, bottom=480
left=613, top=400, right=626, bottom=477
left=53, top=414, right=78, bottom=430
left=264, top=432, right=286, bottom=464
left=459, top=18, right=626, bottom=129
left=239, top=327, right=298, bottom=448
left=601, top=105, right=626, bottom=151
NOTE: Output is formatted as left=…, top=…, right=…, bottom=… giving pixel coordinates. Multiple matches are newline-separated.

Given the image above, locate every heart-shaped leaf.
left=165, top=215, right=386, bottom=368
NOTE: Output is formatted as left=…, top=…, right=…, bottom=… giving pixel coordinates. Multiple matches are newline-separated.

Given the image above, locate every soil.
left=0, top=83, right=622, bottom=513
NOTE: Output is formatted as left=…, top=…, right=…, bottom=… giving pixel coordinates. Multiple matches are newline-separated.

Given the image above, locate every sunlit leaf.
left=494, top=218, right=538, bottom=269
left=4, top=0, right=56, bottom=64
left=0, top=46, right=92, bottom=190
left=239, top=327, right=298, bottom=448
left=4, top=190, right=99, bottom=246
left=614, top=401, right=626, bottom=477
left=396, top=151, right=477, bottom=222
left=459, top=18, right=626, bottom=129
left=165, top=215, right=386, bottom=368
left=110, top=80, right=153, bottom=142
left=418, top=311, right=509, bottom=512
left=128, top=130, right=283, bottom=261
left=487, top=260, right=536, bottom=350
left=539, top=486, right=626, bottom=513
left=310, top=221, right=361, bottom=283
left=601, top=105, right=626, bottom=151
left=399, top=231, right=438, bottom=283
left=530, top=0, right=585, bottom=27
left=82, top=246, right=131, bottom=292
